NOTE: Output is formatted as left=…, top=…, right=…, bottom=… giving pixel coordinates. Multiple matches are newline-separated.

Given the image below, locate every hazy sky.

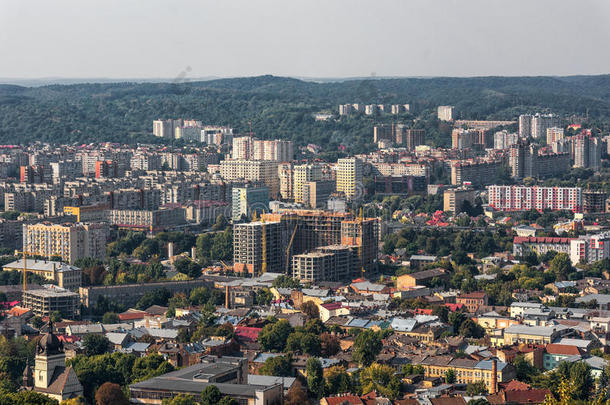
left=2, top=0, right=610, bottom=79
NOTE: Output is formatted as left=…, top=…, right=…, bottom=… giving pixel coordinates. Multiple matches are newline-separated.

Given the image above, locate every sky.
left=1, top=0, right=610, bottom=80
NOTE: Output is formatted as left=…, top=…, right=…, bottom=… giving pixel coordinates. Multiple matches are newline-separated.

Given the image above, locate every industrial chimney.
left=491, top=359, right=498, bottom=394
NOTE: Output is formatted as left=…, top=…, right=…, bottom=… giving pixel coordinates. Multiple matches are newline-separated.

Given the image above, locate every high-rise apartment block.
left=220, top=160, right=279, bottom=197
left=302, top=180, right=335, bottom=209
left=153, top=119, right=183, bottom=139
left=487, top=185, right=583, bottom=213
left=336, top=157, right=363, bottom=200
left=278, top=162, right=294, bottom=200
left=232, top=137, right=293, bottom=161
left=437, top=105, right=456, bottom=121
left=231, top=185, right=270, bottom=221
left=570, top=232, right=610, bottom=265
left=546, top=127, right=564, bottom=145
left=293, top=164, right=322, bottom=203
left=450, top=160, right=503, bottom=186
left=572, top=134, right=602, bottom=171
left=518, top=115, right=533, bottom=138
left=493, top=131, right=519, bottom=150
left=532, top=114, right=561, bottom=138
left=443, top=187, right=476, bottom=214
left=508, top=143, right=570, bottom=179
left=23, top=222, right=109, bottom=264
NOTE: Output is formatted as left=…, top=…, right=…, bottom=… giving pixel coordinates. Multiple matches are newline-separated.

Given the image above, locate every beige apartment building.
left=220, top=160, right=279, bottom=197
left=23, top=222, right=108, bottom=264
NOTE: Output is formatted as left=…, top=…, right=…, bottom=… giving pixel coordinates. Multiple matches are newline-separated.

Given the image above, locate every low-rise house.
left=396, top=268, right=448, bottom=289
left=456, top=291, right=488, bottom=313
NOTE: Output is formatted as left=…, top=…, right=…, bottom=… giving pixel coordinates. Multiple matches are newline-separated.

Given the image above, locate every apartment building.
left=231, top=185, right=270, bottom=221
left=437, top=105, right=455, bottom=121
left=450, top=160, right=503, bottom=186
left=336, top=157, right=363, bottom=200
left=487, top=185, right=582, bottom=213
left=513, top=236, right=574, bottom=257
left=293, top=164, right=322, bottom=203
left=23, top=222, right=108, bottom=264
left=443, top=187, right=475, bottom=214
left=220, top=160, right=279, bottom=198
left=302, top=180, right=335, bottom=209
left=374, top=175, right=427, bottom=195
left=570, top=232, right=610, bottom=265
left=493, top=130, right=519, bottom=150
left=105, top=207, right=186, bottom=232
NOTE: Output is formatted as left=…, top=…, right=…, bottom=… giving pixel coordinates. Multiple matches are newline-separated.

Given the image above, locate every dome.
left=37, top=331, right=64, bottom=356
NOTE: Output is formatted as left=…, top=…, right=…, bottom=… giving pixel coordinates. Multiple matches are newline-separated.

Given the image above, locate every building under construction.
left=250, top=209, right=379, bottom=280
left=232, top=221, right=283, bottom=275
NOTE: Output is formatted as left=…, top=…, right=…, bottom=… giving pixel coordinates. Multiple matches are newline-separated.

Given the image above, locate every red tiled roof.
left=505, top=388, right=551, bottom=404
left=502, top=379, right=531, bottom=391
left=458, top=291, right=487, bottom=299
left=118, top=312, right=148, bottom=321
left=545, top=343, right=581, bottom=356
left=234, top=326, right=262, bottom=342
left=323, top=395, right=364, bottom=405
left=321, top=302, right=342, bottom=311
left=514, top=236, right=574, bottom=244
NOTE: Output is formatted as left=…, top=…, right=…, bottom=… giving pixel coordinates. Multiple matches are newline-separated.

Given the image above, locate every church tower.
left=34, top=325, right=66, bottom=390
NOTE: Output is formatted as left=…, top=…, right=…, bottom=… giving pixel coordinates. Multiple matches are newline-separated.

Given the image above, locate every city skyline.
left=2, top=0, right=610, bottom=80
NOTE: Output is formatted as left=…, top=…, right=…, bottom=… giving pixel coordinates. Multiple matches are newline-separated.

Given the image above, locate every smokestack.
left=225, top=285, right=230, bottom=309
left=491, top=359, right=497, bottom=394
left=191, top=246, right=196, bottom=260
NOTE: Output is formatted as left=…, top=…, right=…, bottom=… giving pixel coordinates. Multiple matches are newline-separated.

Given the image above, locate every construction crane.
left=15, top=250, right=39, bottom=292
left=261, top=215, right=267, bottom=274
left=285, top=224, right=299, bottom=273
left=358, top=207, right=365, bottom=276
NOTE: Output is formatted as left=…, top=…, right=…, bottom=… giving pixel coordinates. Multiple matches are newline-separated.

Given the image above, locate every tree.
left=60, top=398, right=87, bottom=405
left=459, top=319, right=485, bottom=338
left=174, top=258, right=202, bottom=279
left=306, top=357, right=324, bottom=399
left=83, top=334, right=110, bottom=356
left=258, top=355, right=292, bottom=377
left=95, top=382, right=129, bottom=405
left=514, top=355, right=540, bottom=383
left=353, top=330, right=383, bottom=366
left=102, top=312, right=119, bottom=324
left=466, top=380, right=488, bottom=396
left=445, top=368, right=456, bottom=384
left=0, top=391, right=59, bottom=404
left=549, top=253, right=574, bottom=281
left=285, top=380, right=308, bottom=405
left=161, top=394, right=197, bottom=405
left=320, top=332, right=340, bottom=356
left=201, top=385, right=222, bottom=405
left=218, top=397, right=238, bottom=405
left=50, top=311, right=62, bottom=323
left=258, top=320, right=294, bottom=352
left=300, top=301, right=319, bottom=319
left=324, top=366, right=352, bottom=395
left=360, top=363, right=402, bottom=399
left=255, top=288, right=273, bottom=305
left=31, top=316, right=44, bottom=329
left=271, top=275, right=301, bottom=289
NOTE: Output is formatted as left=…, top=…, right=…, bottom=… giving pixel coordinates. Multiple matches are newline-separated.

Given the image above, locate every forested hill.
left=1, top=74, right=610, bottom=152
